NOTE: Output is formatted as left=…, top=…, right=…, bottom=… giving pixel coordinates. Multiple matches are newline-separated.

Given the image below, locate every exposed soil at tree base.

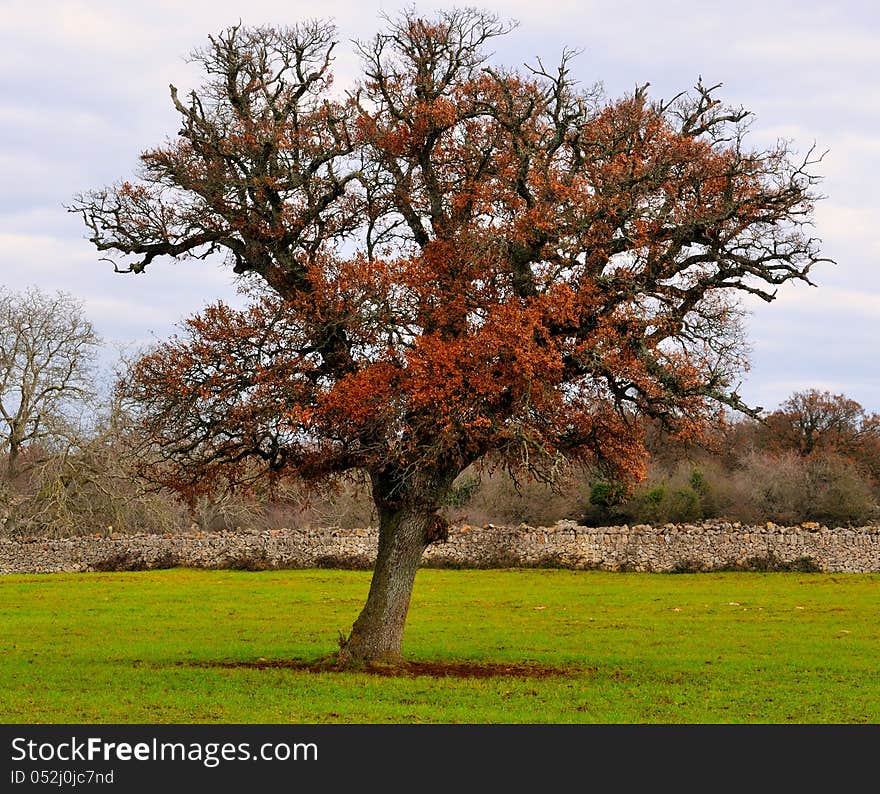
left=187, top=658, right=576, bottom=678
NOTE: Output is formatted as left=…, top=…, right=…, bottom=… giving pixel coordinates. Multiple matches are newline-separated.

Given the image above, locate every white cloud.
left=814, top=205, right=880, bottom=261
left=735, top=29, right=880, bottom=66
left=769, top=285, right=880, bottom=316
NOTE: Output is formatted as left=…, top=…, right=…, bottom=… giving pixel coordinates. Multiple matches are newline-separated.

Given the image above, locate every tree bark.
left=337, top=505, right=434, bottom=667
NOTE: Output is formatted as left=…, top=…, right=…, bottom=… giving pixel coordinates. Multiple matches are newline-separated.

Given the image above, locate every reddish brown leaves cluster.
left=85, top=11, right=827, bottom=505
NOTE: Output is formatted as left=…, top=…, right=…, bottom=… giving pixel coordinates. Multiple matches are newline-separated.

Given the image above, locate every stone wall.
left=2, top=521, right=879, bottom=574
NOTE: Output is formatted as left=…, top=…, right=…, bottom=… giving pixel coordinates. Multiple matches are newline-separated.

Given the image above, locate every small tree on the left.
left=0, top=287, right=100, bottom=531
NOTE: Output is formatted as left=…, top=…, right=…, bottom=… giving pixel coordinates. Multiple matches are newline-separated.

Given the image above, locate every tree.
left=764, top=389, right=880, bottom=480
left=0, top=287, right=100, bottom=533
left=0, top=287, right=99, bottom=480
left=72, top=11, right=828, bottom=666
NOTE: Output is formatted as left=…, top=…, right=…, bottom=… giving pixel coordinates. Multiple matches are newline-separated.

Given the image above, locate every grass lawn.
left=0, top=568, right=877, bottom=723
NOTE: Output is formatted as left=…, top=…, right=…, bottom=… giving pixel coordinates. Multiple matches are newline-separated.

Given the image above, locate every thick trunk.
left=337, top=505, right=435, bottom=667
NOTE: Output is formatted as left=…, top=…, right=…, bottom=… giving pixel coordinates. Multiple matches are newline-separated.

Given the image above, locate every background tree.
left=0, top=287, right=100, bottom=532
left=73, top=10, right=828, bottom=666
left=0, top=287, right=99, bottom=480
left=765, top=389, right=880, bottom=457
left=762, top=388, right=880, bottom=494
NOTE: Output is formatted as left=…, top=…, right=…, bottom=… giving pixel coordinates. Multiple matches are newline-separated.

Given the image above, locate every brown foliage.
left=764, top=390, right=880, bottom=478
left=71, top=13, right=827, bottom=514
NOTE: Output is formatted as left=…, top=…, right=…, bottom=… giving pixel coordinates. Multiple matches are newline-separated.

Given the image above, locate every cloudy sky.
left=1, top=0, right=877, bottom=411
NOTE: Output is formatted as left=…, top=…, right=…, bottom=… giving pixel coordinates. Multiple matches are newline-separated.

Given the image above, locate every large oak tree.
left=73, top=10, right=828, bottom=666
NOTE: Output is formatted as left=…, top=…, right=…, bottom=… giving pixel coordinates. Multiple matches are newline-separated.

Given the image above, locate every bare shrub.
left=186, top=472, right=375, bottom=534
left=715, top=452, right=872, bottom=525
left=296, top=473, right=375, bottom=530
left=190, top=492, right=266, bottom=532
left=443, top=466, right=592, bottom=527
left=806, top=455, right=874, bottom=525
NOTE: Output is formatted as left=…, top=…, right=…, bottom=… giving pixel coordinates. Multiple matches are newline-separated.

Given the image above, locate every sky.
left=1, top=0, right=877, bottom=412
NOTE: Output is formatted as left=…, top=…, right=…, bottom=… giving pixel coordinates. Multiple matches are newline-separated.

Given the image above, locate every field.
left=1, top=568, right=878, bottom=723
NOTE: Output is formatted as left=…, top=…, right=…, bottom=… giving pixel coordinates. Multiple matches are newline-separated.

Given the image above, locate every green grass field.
left=1, top=568, right=878, bottom=723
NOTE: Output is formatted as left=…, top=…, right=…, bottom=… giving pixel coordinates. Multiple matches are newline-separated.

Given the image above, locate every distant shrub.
left=636, top=485, right=667, bottom=524
left=668, top=487, right=702, bottom=523
left=689, top=468, right=708, bottom=495
left=808, top=456, right=874, bottom=525
left=445, top=466, right=592, bottom=527
left=576, top=480, right=630, bottom=526
left=718, top=453, right=874, bottom=526
left=590, top=481, right=627, bottom=509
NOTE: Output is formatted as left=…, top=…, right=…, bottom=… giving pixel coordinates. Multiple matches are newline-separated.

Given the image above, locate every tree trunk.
left=6, top=440, right=19, bottom=481
left=337, top=505, right=434, bottom=667
left=3, top=441, right=20, bottom=535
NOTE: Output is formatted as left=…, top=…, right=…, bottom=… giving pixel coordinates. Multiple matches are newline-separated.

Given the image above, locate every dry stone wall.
left=2, top=521, right=879, bottom=574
